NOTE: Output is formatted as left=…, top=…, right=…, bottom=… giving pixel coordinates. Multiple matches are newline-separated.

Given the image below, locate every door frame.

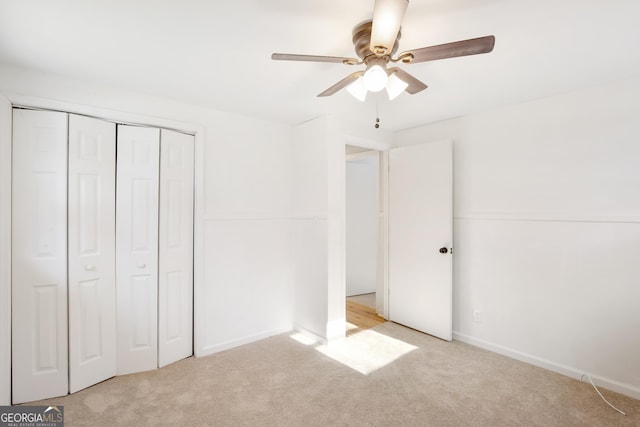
left=341, top=136, right=391, bottom=320
left=0, top=94, right=205, bottom=402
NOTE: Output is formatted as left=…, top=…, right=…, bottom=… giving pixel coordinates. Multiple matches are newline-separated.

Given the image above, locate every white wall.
left=0, top=64, right=294, bottom=362
left=291, top=117, right=331, bottom=340
left=200, top=115, right=293, bottom=353
left=346, top=155, right=378, bottom=296
left=395, top=76, right=640, bottom=399
left=0, top=94, right=11, bottom=405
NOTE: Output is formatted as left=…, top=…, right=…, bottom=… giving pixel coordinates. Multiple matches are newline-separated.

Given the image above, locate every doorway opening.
left=345, top=145, right=386, bottom=336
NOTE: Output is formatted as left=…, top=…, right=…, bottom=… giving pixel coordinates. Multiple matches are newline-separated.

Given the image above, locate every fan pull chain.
left=375, top=100, right=381, bottom=129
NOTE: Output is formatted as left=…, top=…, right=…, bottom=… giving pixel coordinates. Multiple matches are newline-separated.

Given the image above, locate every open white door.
left=158, top=129, right=194, bottom=367
left=116, top=125, right=160, bottom=375
left=12, top=109, right=69, bottom=403
left=68, top=114, right=117, bottom=393
left=388, top=140, right=453, bottom=341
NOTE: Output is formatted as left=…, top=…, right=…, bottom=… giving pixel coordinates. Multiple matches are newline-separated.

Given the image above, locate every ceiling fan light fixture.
left=363, top=64, right=388, bottom=92
left=346, top=77, right=368, bottom=102
left=370, top=0, right=409, bottom=55
left=385, top=72, right=408, bottom=100
left=272, top=1, right=495, bottom=102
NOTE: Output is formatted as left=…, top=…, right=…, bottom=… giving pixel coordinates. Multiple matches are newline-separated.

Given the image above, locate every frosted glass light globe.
left=362, top=65, right=388, bottom=92
left=346, top=76, right=368, bottom=102
left=385, top=73, right=408, bottom=100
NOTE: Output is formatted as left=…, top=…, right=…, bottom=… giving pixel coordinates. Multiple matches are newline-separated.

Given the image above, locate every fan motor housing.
left=352, top=20, right=400, bottom=61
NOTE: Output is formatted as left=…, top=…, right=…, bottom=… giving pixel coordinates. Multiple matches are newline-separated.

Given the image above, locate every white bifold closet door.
left=12, top=109, right=69, bottom=404
left=116, top=125, right=194, bottom=374
left=67, top=114, right=117, bottom=393
left=116, top=125, right=160, bottom=375
left=12, top=111, right=117, bottom=403
left=158, top=129, right=194, bottom=368
left=12, top=112, right=193, bottom=402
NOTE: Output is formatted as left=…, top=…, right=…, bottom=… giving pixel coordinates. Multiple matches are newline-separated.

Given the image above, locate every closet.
left=11, top=109, right=194, bottom=404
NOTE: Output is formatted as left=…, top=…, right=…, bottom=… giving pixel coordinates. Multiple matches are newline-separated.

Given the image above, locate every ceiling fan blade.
left=388, top=67, right=428, bottom=94
left=398, top=35, right=495, bottom=64
left=370, top=0, right=409, bottom=55
left=272, top=53, right=359, bottom=65
left=317, top=71, right=364, bottom=97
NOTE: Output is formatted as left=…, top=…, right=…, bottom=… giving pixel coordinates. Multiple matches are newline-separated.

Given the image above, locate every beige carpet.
left=27, top=322, right=639, bottom=426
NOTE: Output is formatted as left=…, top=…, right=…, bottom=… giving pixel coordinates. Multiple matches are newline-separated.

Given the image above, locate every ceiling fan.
left=272, top=0, right=495, bottom=101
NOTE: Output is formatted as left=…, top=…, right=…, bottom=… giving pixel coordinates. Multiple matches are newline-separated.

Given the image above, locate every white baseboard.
left=453, top=331, right=640, bottom=401
left=293, top=325, right=327, bottom=346
left=197, top=327, right=292, bottom=357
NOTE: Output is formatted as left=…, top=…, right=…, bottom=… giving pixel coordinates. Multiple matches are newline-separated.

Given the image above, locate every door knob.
left=84, top=264, right=95, bottom=271
left=439, top=247, right=448, bottom=254
left=137, top=263, right=146, bottom=269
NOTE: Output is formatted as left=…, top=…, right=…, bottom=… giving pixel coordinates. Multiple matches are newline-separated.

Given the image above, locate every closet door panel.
left=116, top=125, right=160, bottom=375
left=12, top=109, right=68, bottom=403
left=68, top=114, right=116, bottom=393
left=158, top=130, right=194, bottom=367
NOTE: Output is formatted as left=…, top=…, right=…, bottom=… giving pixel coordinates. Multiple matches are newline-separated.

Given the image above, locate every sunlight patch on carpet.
left=289, top=332, right=317, bottom=346
left=316, top=329, right=418, bottom=375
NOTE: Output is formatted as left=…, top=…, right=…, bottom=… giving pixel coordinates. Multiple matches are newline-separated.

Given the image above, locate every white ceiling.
left=1, top=0, right=640, bottom=131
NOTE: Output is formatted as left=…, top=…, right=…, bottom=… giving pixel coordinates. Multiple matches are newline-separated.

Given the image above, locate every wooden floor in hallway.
left=346, top=299, right=386, bottom=336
